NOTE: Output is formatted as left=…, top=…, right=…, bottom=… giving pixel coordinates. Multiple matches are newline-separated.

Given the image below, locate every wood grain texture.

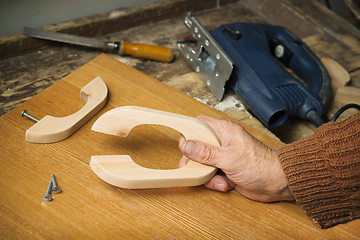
left=288, top=0, right=360, bottom=55
left=244, top=0, right=360, bottom=71
left=2, top=0, right=360, bottom=144
left=320, top=57, right=360, bottom=120
left=25, top=76, right=108, bottom=143
left=335, top=86, right=360, bottom=104
left=1, top=54, right=359, bottom=239
left=321, top=57, right=351, bottom=95
left=0, top=0, right=239, bottom=59
left=91, top=106, right=219, bottom=188
left=119, top=41, right=174, bottom=62
left=344, top=0, right=360, bottom=20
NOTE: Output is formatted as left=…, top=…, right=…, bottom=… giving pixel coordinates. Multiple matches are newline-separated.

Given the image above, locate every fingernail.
left=214, top=183, right=226, bottom=192
left=183, top=140, right=197, bottom=157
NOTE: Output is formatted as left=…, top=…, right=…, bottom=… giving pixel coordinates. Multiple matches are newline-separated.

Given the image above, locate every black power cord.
left=307, top=103, right=360, bottom=127
left=330, top=103, right=360, bottom=123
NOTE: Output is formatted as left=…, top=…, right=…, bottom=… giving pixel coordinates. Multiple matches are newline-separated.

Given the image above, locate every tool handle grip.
left=119, top=41, right=174, bottom=62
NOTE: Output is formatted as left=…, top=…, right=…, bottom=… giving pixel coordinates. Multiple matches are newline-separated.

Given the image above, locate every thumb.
left=181, top=140, right=221, bottom=168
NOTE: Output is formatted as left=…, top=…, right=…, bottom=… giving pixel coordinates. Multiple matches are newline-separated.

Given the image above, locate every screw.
left=42, top=180, right=53, bottom=202
left=275, top=44, right=285, bottom=58
left=21, top=110, right=39, bottom=122
left=51, top=174, right=62, bottom=194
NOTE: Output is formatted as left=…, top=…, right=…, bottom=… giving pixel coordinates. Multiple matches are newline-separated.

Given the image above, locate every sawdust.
left=193, top=95, right=245, bottom=112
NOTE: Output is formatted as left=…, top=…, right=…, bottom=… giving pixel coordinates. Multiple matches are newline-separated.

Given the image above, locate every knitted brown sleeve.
left=277, top=113, right=360, bottom=229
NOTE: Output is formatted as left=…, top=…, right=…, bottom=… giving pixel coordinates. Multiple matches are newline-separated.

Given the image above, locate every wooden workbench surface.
left=1, top=52, right=359, bottom=240
left=0, top=0, right=360, bottom=237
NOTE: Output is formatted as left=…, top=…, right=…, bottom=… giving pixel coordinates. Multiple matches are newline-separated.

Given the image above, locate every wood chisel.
left=23, top=27, right=174, bottom=62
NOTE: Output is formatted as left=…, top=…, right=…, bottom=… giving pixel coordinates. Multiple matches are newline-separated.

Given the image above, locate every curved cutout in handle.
left=26, top=77, right=108, bottom=143
left=90, top=106, right=219, bottom=189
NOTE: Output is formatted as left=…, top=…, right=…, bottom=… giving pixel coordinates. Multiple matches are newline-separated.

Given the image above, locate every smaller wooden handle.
left=26, top=77, right=108, bottom=143
left=119, top=41, right=174, bottom=62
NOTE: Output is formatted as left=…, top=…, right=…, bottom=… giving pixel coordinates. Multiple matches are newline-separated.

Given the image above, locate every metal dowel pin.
left=42, top=180, right=53, bottom=202
left=21, top=110, right=39, bottom=122
left=51, top=174, right=62, bottom=194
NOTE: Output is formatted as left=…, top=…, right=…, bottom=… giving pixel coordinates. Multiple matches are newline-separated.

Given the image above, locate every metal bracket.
left=177, top=12, right=234, bottom=101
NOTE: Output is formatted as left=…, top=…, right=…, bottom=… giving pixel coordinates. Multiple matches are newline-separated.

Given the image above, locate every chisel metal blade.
left=23, top=27, right=174, bottom=62
left=23, top=27, right=113, bottom=50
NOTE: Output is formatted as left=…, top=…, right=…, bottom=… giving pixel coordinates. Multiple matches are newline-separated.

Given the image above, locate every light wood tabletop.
left=1, top=0, right=360, bottom=238
left=0, top=54, right=359, bottom=239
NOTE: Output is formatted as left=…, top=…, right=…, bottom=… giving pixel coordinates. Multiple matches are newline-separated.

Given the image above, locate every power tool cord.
left=330, top=103, right=360, bottom=123
left=307, top=110, right=326, bottom=127
left=307, top=103, right=360, bottom=127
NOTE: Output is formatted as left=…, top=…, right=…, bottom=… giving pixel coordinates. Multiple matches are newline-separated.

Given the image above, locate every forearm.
left=277, top=113, right=360, bottom=228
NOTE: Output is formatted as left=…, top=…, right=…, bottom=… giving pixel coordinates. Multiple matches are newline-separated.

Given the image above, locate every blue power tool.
left=177, top=12, right=332, bottom=128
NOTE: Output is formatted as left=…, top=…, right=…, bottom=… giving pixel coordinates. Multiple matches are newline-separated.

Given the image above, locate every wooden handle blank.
left=90, top=106, right=219, bottom=189
left=335, top=86, right=360, bottom=104
left=26, top=77, right=108, bottom=143
left=119, top=41, right=174, bottom=62
left=321, top=57, right=350, bottom=95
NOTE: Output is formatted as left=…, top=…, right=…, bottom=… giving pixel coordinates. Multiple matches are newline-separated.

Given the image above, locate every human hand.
left=179, top=115, right=294, bottom=202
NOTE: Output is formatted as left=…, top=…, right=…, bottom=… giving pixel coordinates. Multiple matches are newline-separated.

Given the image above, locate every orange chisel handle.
left=119, top=41, right=174, bottom=63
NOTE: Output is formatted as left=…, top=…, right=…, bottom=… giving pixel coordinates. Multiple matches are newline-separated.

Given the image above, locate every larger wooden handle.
left=90, top=106, right=219, bottom=189
left=119, top=41, right=174, bottom=62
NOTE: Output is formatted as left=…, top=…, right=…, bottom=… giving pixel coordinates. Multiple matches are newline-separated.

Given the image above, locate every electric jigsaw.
left=177, top=12, right=332, bottom=128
